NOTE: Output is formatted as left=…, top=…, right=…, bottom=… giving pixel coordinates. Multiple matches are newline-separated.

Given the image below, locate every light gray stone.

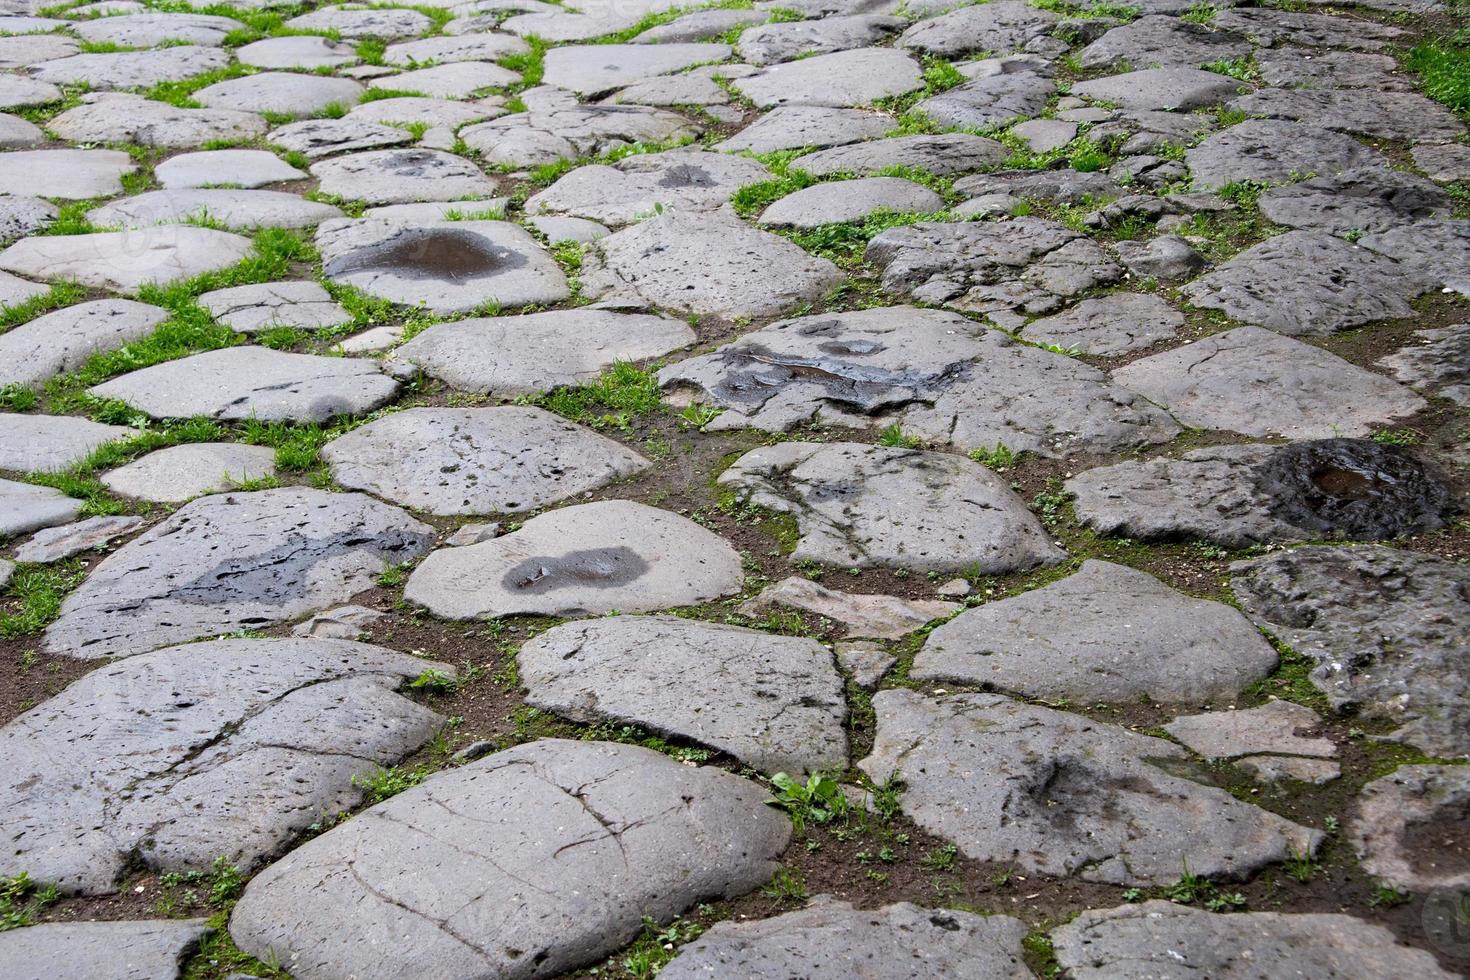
left=835, top=640, right=895, bottom=688
left=88, top=188, right=343, bottom=231
left=662, top=898, right=1031, bottom=979
left=0, top=299, right=166, bottom=389
left=954, top=167, right=1120, bottom=205
left=229, top=740, right=790, bottom=980
left=1378, top=325, right=1470, bottom=406
left=1010, top=117, right=1075, bottom=153
left=238, top=33, right=358, bottom=69
left=391, top=309, right=692, bottom=396
left=740, top=13, right=902, bottom=65
left=1112, top=326, right=1427, bottom=438
left=900, top=0, right=1055, bottom=56
left=1414, top=141, right=1470, bottom=183
left=349, top=94, right=505, bottom=128
left=734, top=47, right=922, bottom=107
left=47, top=92, right=267, bottom=147
left=718, top=104, right=892, bottom=154
left=101, top=442, right=277, bottom=502
left=1114, top=234, right=1205, bottom=281
left=1259, top=168, right=1452, bottom=235
left=268, top=117, right=413, bottom=159
left=759, top=176, right=942, bottom=229
left=542, top=42, right=728, bottom=95
left=607, top=64, right=733, bottom=106
left=0, top=919, right=211, bottom=980
left=0, top=478, right=82, bottom=537
left=198, top=280, right=351, bottom=333
left=0, top=558, right=9, bottom=588
left=0, top=147, right=132, bottom=199
left=0, top=226, right=253, bottom=294
left=72, top=11, right=241, bottom=47
left=0, top=638, right=448, bottom=892
left=29, top=44, right=229, bottom=89
left=383, top=32, right=528, bottom=65
left=156, top=149, right=305, bottom=189
left=915, top=70, right=1054, bottom=129
left=1354, top=765, right=1470, bottom=892
left=1256, top=48, right=1408, bottom=91
left=0, top=412, right=136, bottom=473
left=528, top=214, right=608, bottom=243
left=1231, top=545, right=1470, bottom=758
left=461, top=95, right=699, bottom=165
left=0, top=111, right=42, bottom=148
left=1238, top=755, right=1341, bottom=784
left=285, top=5, right=431, bottom=39
left=1022, top=292, right=1182, bottom=355
left=740, top=575, right=958, bottom=640
left=792, top=132, right=1008, bottom=176
left=196, top=72, right=364, bottom=118
left=11, top=514, right=141, bottom=563
left=405, top=499, right=743, bottom=619
left=526, top=149, right=768, bottom=225
left=1079, top=15, right=1250, bottom=70
left=632, top=8, right=766, bottom=43
left=44, top=488, right=434, bottom=658
left=1359, top=219, right=1470, bottom=296
left=719, top=441, right=1063, bottom=573
left=1166, top=700, right=1335, bottom=759
left=290, top=603, right=386, bottom=640
left=0, top=73, right=59, bottom=109
left=370, top=61, right=520, bottom=99
left=1233, top=87, right=1464, bottom=143
left=860, top=690, right=1320, bottom=884
left=0, top=270, right=43, bottom=309
left=1186, top=118, right=1386, bottom=191
left=0, top=33, right=76, bottom=68
left=1074, top=67, right=1241, bottom=111
left=311, top=147, right=498, bottom=204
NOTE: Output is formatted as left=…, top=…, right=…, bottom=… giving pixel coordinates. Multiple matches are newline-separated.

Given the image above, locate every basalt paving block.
left=733, top=47, right=922, bottom=107
left=1378, top=324, right=1470, bottom=406
left=285, top=5, right=431, bottom=39
left=0, top=478, right=82, bottom=537
left=716, top=105, right=893, bottom=154
left=87, top=189, right=343, bottom=231
left=101, top=442, right=277, bottom=502
left=1021, top=293, right=1183, bottom=355
left=460, top=94, right=699, bottom=166
left=525, top=149, right=769, bottom=225
left=197, top=280, right=351, bottom=333
left=369, top=61, right=520, bottom=99
left=237, top=33, right=358, bottom=69
left=196, top=72, right=364, bottom=118
left=1231, top=86, right=1464, bottom=142
left=1072, top=67, right=1242, bottom=111
left=758, top=177, right=943, bottom=229
left=1078, top=15, right=1251, bottom=70
left=1353, top=765, right=1470, bottom=892
left=898, top=0, right=1056, bottom=57
left=156, top=148, right=305, bottom=189
left=1185, top=118, right=1387, bottom=191
left=740, top=13, right=903, bottom=64
left=0, top=412, right=137, bottom=473
left=311, top=147, right=499, bottom=204
left=739, top=575, right=958, bottom=640
left=542, top=42, right=729, bottom=95
left=791, top=132, right=1009, bottom=176
left=267, top=117, right=414, bottom=158
left=0, top=226, right=254, bottom=294
left=0, top=148, right=133, bottom=199
left=28, top=44, right=229, bottom=89
left=383, top=32, right=528, bottom=65
left=46, top=92, right=267, bottom=147
left=71, top=11, right=242, bottom=47
left=0, top=299, right=167, bottom=389
left=0, top=919, right=212, bottom=980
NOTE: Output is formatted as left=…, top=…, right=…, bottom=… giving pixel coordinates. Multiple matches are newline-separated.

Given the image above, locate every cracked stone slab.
left=460, top=94, right=699, bottom=166
left=1378, top=325, right=1470, bottom=406
left=898, top=1, right=1057, bottom=57
left=369, top=61, right=520, bottom=99
left=1079, top=15, right=1251, bottom=70
left=717, top=105, right=893, bottom=154
left=88, top=189, right=343, bottom=231
left=740, top=575, right=958, bottom=640
left=1185, top=118, right=1387, bottom=191
left=405, top=499, right=744, bottom=619
left=718, top=441, right=1063, bottom=573
left=0, top=226, right=253, bottom=294
left=915, top=70, right=1054, bottom=129
left=0, top=412, right=136, bottom=473
left=1231, top=86, right=1464, bottom=142
left=759, top=177, right=943, bottom=229
left=741, top=13, right=903, bottom=64
left=91, top=347, right=398, bottom=423
left=322, top=406, right=649, bottom=517
left=1231, top=545, right=1470, bottom=759
left=1166, top=700, right=1335, bottom=760
left=581, top=206, right=841, bottom=318
left=0, top=638, right=448, bottom=893
left=44, top=487, right=433, bottom=658
left=915, top=560, right=1276, bottom=703
left=859, top=690, right=1320, bottom=885
left=0, top=195, right=53, bottom=243
left=311, top=148, right=498, bottom=205
left=198, top=280, right=351, bottom=333
left=1051, top=901, right=1454, bottom=979
left=29, top=44, right=228, bottom=89
left=1177, top=230, right=1431, bottom=335
left=238, top=34, right=358, bottom=69
left=0, top=478, right=82, bottom=537
left=791, top=133, right=1008, bottom=177
left=47, top=92, right=267, bottom=147
left=1112, top=326, right=1427, bottom=439
left=526, top=149, right=769, bottom=225
left=196, top=71, right=364, bottom=118
left=285, top=5, right=431, bottom=39
left=1021, top=293, right=1182, bottom=355
left=11, top=514, right=141, bottom=563
left=156, top=148, right=305, bottom=189
left=319, top=218, right=568, bottom=313
left=101, top=442, right=277, bottom=502
left=267, top=117, right=414, bottom=159
left=391, top=309, right=693, bottom=396
left=662, top=897, right=1031, bottom=979
left=521, top=615, right=846, bottom=774
left=1354, top=765, right=1470, bottom=892
left=542, top=42, right=728, bottom=95
left=230, top=739, right=790, bottom=980
left=1072, top=67, right=1242, bottom=111
left=0, top=919, right=212, bottom=980
left=0, top=148, right=133, bottom=199
left=733, top=47, right=922, bottom=107
left=72, top=11, right=241, bottom=46
left=0, top=299, right=167, bottom=389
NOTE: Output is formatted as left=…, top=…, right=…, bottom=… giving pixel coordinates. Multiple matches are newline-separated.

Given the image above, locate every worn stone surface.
left=196, top=71, right=363, bottom=117
left=1378, top=324, right=1470, bottom=406
left=0, top=226, right=253, bottom=294
left=290, top=604, right=386, bottom=640
left=740, top=575, right=958, bottom=640
left=916, top=70, right=1054, bottom=129
left=267, top=117, right=413, bottom=159
left=47, top=92, right=267, bottom=147
left=859, top=690, right=1320, bottom=884
left=322, top=406, right=649, bottom=516
left=718, top=105, right=892, bottom=154
left=312, top=147, right=498, bottom=204
left=1079, top=15, right=1251, bottom=70
left=542, top=42, right=728, bottom=95
left=0, top=638, right=447, bottom=892
left=405, top=499, right=744, bottom=619
left=285, top=5, right=431, bottom=39
left=1166, top=699, right=1336, bottom=762
left=1257, top=167, right=1452, bottom=234
left=1231, top=545, right=1470, bottom=758
left=1073, top=67, right=1242, bottom=111
left=0, top=299, right=166, bottom=389
left=954, top=167, right=1120, bottom=205
left=0, top=412, right=136, bottom=474
left=30, top=45, right=229, bottom=89
left=719, top=442, right=1063, bottom=573
left=836, top=641, right=896, bottom=688
left=1022, top=293, right=1182, bottom=356
left=1359, top=219, right=1470, bottom=296
left=0, top=478, right=82, bottom=537
left=460, top=90, right=699, bottom=166
left=741, top=13, right=901, bottom=64
left=1232, top=87, right=1463, bottom=142
left=633, top=8, right=766, bottom=42
left=199, top=281, right=351, bottom=333
left=156, top=148, right=305, bottom=189
left=526, top=149, right=768, bottom=225
left=1354, top=765, right=1470, bottom=892
left=72, top=11, right=241, bottom=47
left=791, top=133, right=1008, bottom=176
left=230, top=740, right=790, bottom=980
left=101, top=442, right=277, bottom=503
left=759, top=177, right=943, bottom=229
left=734, top=47, right=922, bottom=107
left=12, top=515, right=142, bottom=563
left=383, top=32, right=528, bottom=65
left=1413, top=141, right=1470, bottom=182
left=1186, top=118, right=1386, bottom=191
left=238, top=33, right=358, bottom=69
left=89, top=189, right=343, bottom=232
left=1114, top=234, right=1205, bottom=281
left=0, top=920, right=212, bottom=980
left=899, top=1, right=1056, bottom=57
left=369, top=61, right=519, bottom=99
left=0, top=147, right=133, bottom=199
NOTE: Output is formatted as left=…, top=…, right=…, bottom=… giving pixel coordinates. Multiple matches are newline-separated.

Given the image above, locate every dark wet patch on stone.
left=1253, top=438, right=1450, bottom=539
left=328, top=227, right=524, bottom=282
left=655, top=163, right=711, bottom=188
left=503, top=545, right=650, bottom=593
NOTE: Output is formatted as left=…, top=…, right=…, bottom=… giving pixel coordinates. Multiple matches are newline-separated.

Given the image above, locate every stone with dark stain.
left=503, top=546, right=651, bottom=593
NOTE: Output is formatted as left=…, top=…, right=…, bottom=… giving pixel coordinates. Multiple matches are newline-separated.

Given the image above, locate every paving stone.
left=348, top=94, right=505, bottom=127
left=607, top=64, right=736, bottom=106
left=835, top=640, right=895, bottom=688
left=859, top=690, right=1319, bottom=884
left=312, top=146, right=499, bottom=204
left=322, top=406, right=648, bottom=516
left=0, top=32, right=76, bottom=67
left=319, top=217, right=568, bottom=312
left=383, top=32, right=528, bottom=65
left=1072, top=67, right=1241, bottom=111
left=632, top=7, right=766, bottom=42
left=1186, top=118, right=1391, bottom=192
left=740, top=575, right=958, bottom=640
left=0, top=273, right=46, bottom=311
left=1378, top=324, right=1470, bottom=406
left=542, top=42, right=728, bottom=95
left=405, top=499, right=743, bottom=617
left=1214, top=6, right=1404, bottom=50
left=1354, top=765, right=1470, bottom=892
left=267, top=117, right=413, bottom=159
left=916, top=560, right=1275, bottom=703
left=1079, top=15, right=1251, bottom=70
left=0, top=147, right=132, bottom=199
left=0, top=195, right=51, bottom=244
left=0, top=225, right=252, bottom=294
left=1166, top=700, right=1335, bottom=759
left=196, top=72, right=364, bottom=117
left=391, top=308, right=693, bottom=395
left=0, top=111, right=42, bottom=148
left=1232, top=86, right=1464, bottom=142
left=290, top=603, right=386, bottom=640
left=526, top=149, right=768, bottom=225
left=662, top=898, right=1030, bottom=979
left=0, top=637, right=448, bottom=891
left=229, top=740, right=790, bottom=980
left=0, top=558, right=9, bottom=587
left=285, top=5, right=431, bottom=39
left=718, top=104, right=892, bottom=153
left=720, top=441, right=1062, bottom=573
left=1051, top=901, right=1454, bottom=978
left=522, top=615, right=845, bottom=773
left=156, top=148, right=305, bottom=189
left=0, top=299, right=167, bottom=389
left=1413, top=140, right=1470, bottom=183
left=1358, top=219, right=1470, bottom=296
left=954, top=167, right=1120, bottom=205
left=1256, top=47, right=1408, bottom=91
left=740, top=13, right=902, bottom=64
left=1231, top=545, right=1470, bottom=758
left=90, top=347, right=398, bottom=423
left=0, top=478, right=82, bottom=537
left=1010, top=117, right=1075, bottom=153
left=237, top=33, right=359, bottom=68
left=11, top=514, right=141, bottom=563
left=88, top=189, right=343, bottom=231
left=47, top=92, right=267, bottom=146
left=734, top=47, right=922, bottom=107
left=1258, top=168, right=1451, bottom=235
left=461, top=93, right=699, bottom=165
left=1021, top=292, right=1182, bottom=355
left=898, top=0, right=1056, bottom=57
left=370, top=60, right=520, bottom=98
left=44, top=487, right=433, bottom=658
left=334, top=324, right=402, bottom=353
left=0, top=413, right=136, bottom=473
left=791, top=132, right=1007, bottom=176
left=1113, top=234, right=1205, bottom=281
left=914, top=69, right=1054, bottom=129
left=29, top=44, right=228, bottom=89
left=72, top=11, right=241, bottom=46
left=528, top=214, right=609, bottom=243
left=581, top=206, right=841, bottom=318
left=0, top=919, right=211, bottom=980
left=101, top=442, right=277, bottom=502
left=1112, top=326, right=1427, bottom=438
left=198, top=280, right=351, bottom=333
left=0, top=75, right=62, bottom=112
left=759, top=176, right=942, bottom=229
left=1237, top=755, right=1342, bottom=784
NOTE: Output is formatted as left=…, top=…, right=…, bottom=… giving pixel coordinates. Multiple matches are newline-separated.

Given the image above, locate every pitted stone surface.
left=101, top=442, right=277, bottom=503
left=1414, top=141, right=1470, bottom=182
left=1257, top=167, right=1452, bottom=234
left=267, top=117, right=413, bottom=158
left=322, top=406, right=649, bottom=516
left=759, top=177, right=942, bottom=229
left=521, top=615, right=847, bottom=774
left=0, top=639, right=448, bottom=893
left=718, top=105, right=893, bottom=154
left=44, top=487, right=433, bottom=659
left=405, top=499, right=744, bottom=619
left=1353, top=765, right=1470, bottom=892
left=542, top=42, right=729, bottom=95
left=733, top=47, right=922, bottom=107
left=718, top=442, right=1063, bottom=573
left=229, top=740, right=790, bottom=980
left=72, top=11, right=241, bottom=46
left=461, top=94, right=699, bottom=166
left=47, top=92, right=267, bottom=147
left=0, top=226, right=253, bottom=294
left=1378, top=325, right=1470, bottom=406
left=1231, top=86, right=1463, bottom=142
left=383, top=33, right=529, bottom=65
left=0, top=195, right=51, bottom=244
left=88, top=189, right=343, bottom=232
left=196, top=71, right=364, bottom=117
left=859, top=690, right=1320, bottom=885
left=29, top=45, right=229, bottom=89
left=740, top=13, right=902, bottom=64
left=1358, top=219, right=1470, bottom=296
left=633, top=8, right=766, bottom=42
left=0, top=413, right=136, bottom=473
left=792, top=133, right=1008, bottom=176
left=740, top=575, right=958, bottom=640
left=915, top=560, right=1276, bottom=702
left=90, top=347, right=398, bottom=423
left=311, top=148, right=499, bottom=204
left=0, top=920, right=212, bottom=980
left=1079, top=15, right=1251, bottom=70
left=11, top=514, right=141, bottom=563
left=0, top=478, right=82, bottom=537
left=526, top=149, right=769, bottom=225
left=392, top=309, right=693, bottom=396
left=1186, top=119, right=1387, bottom=191
left=198, top=281, right=352, bottom=333
left=915, top=69, right=1054, bottom=129
left=898, top=1, right=1057, bottom=57
left=285, top=5, right=431, bottom=39
left=1231, top=545, right=1470, bottom=758
left=0, top=299, right=167, bottom=389
left=1072, top=67, right=1242, bottom=111
left=1021, top=293, right=1182, bottom=355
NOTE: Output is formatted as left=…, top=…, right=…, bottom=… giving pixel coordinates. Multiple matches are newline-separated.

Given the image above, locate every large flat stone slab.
left=0, top=299, right=166, bottom=389
left=384, top=33, right=529, bottom=65
left=718, top=105, right=892, bottom=154
left=0, top=412, right=136, bottom=473
left=525, top=149, right=768, bottom=225
left=0, top=477, right=82, bottom=537
left=915, top=70, right=1054, bottom=130
left=1021, top=293, right=1182, bottom=355
left=859, top=690, right=1320, bottom=885
left=1073, top=67, right=1241, bottom=111
left=1231, top=87, right=1463, bottom=142
left=311, top=147, right=498, bottom=204
left=719, top=442, right=1063, bottom=573
left=1257, top=167, right=1452, bottom=235
left=1186, top=119, right=1386, bottom=191
left=759, top=176, right=942, bottom=229
left=1378, top=325, right=1470, bottom=406
left=915, top=560, right=1277, bottom=703
left=460, top=88, right=699, bottom=166
left=0, top=227, right=253, bottom=294
left=198, top=280, right=351, bottom=333
left=286, top=5, right=431, bottom=39
left=0, top=638, right=448, bottom=893
left=156, top=148, right=305, bottom=189
left=370, top=61, right=519, bottom=99
left=792, top=132, right=1008, bottom=177
left=0, top=148, right=133, bottom=199
left=898, top=0, right=1056, bottom=57
left=1359, top=219, right=1470, bottom=296
left=740, top=575, right=957, bottom=640
left=72, top=11, right=241, bottom=47
left=405, top=499, right=743, bottom=618
left=88, top=189, right=343, bottom=231
left=196, top=71, right=364, bottom=117
left=542, top=41, right=729, bottom=95
left=47, top=92, right=267, bottom=147
left=521, top=615, right=847, bottom=774
left=733, top=47, right=922, bottom=107
left=1079, top=15, right=1250, bottom=70
left=0, top=920, right=211, bottom=980
left=741, top=13, right=903, bottom=65
left=1353, top=765, right=1470, bottom=893
left=268, top=116, right=414, bottom=159
left=238, top=33, right=358, bottom=69
left=29, top=44, right=228, bottom=89
left=101, top=441, right=277, bottom=502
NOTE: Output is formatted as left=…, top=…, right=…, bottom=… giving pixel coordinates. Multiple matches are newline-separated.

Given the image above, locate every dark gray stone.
left=718, top=104, right=893, bottom=154
left=0, top=919, right=211, bottom=980
left=1079, top=15, right=1251, bottom=70
left=1022, top=292, right=1182, bottom=355
left=12, top=514, right=141, bottom=563
left=791, top=133, right=1009, bottom=177
left=1185, top=119, right=1386, bottom=191
left=1073, top=67, right=1242, bottom=111
left=525, top=149, right=769, bottom=225
left=1231, top=87, right=1464, bottom=142
left=1113, top=235, right=1206, bottom=282
left=1359, top=220, right=1470, bottom=296
left=914, top=70, right=1054, bottom=129
left=898, top=1, right=1058, bottom=57
left=1378, top=325, right=1470, bottom=406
